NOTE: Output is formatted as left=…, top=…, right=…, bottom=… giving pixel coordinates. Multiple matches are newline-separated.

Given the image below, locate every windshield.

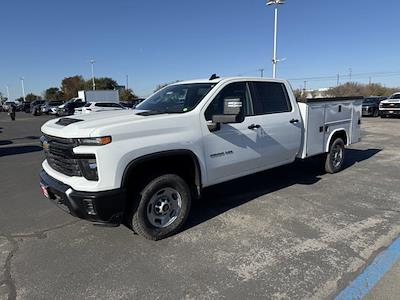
left=389, top=94, right=400, bottom=99
left=136, top=83, right=215, bottom=114
left=363, top=98, right=377, bottom=104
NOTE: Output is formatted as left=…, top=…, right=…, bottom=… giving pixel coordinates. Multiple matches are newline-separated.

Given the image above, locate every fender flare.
left=121, top=149, right=203, bottom=197
left=325, top=128, right=349, bottom=152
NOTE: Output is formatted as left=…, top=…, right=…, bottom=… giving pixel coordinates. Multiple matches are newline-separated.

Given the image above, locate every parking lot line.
left=335, top=236, right=400, bottom=300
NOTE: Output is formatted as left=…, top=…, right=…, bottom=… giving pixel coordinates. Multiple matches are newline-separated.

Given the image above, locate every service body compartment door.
left=306, top=103, right=326, bottom=156
left=350, top=100, right=362, bottom=143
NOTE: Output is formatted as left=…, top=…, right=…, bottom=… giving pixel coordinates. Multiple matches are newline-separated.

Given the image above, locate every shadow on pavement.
left=0, top=145, right=43, bottom=157
left=344, top=148, right=381, bottom=168
left=184, top=148, right=382, bottom=232
left=0, top=140, right=12, bottom=146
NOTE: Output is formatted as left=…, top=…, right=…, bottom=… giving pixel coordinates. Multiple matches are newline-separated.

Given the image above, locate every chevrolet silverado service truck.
left=39, top=77, right=362, bottom=240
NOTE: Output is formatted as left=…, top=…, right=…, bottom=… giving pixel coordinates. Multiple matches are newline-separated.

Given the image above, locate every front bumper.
left=362, top=107, right=376, bottom=116
left=379, top=109, right=400, bottom=116
left=39, top=170, right=126, bottom=224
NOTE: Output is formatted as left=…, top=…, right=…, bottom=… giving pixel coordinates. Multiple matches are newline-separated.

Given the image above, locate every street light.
left=20, top=77, right=26, bottom=101
left=6, top=85, right=10, bottom=101
left=90, top=59, right=96, bottom=90
left=267, top=0, right=285, bottom=78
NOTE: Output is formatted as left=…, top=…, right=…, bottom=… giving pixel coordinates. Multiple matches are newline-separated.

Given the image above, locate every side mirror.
left=212, top=97, right=244, bottom=124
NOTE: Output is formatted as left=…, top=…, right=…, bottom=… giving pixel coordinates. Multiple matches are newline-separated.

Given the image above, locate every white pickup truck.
left=39, top=76, right=362, bottom=240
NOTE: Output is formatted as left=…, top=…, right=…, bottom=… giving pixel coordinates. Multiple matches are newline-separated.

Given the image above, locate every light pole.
left=267, top=0, right=285, bottom=78
left=20, top=77, right=26, bottom=101
left=90, top=59, right=96, bottom=90
left=6, top=85, right=10, bottom=101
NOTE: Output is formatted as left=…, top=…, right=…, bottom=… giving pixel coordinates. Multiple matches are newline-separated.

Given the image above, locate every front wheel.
left=373, top=109, right=379, bottom=117
left=130, top=174, right=192, bottom=240
left=324, top=138, right=345, bottom=174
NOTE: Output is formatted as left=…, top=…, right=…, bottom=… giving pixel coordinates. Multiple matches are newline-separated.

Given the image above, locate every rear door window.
left=250, top=82, right=291, bottom=115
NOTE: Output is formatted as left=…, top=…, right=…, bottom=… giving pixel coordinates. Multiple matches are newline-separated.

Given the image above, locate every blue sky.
left=1, top=0, right=399, bottom=99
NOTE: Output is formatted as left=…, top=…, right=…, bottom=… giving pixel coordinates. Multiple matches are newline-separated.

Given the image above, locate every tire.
left=324, top=138, right=345, bottom=174
left=373, top=109, right=379, bottom=117
left=130, top=174, right=192, bottom=240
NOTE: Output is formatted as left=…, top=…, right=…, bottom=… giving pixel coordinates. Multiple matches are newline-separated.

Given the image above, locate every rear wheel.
left=130, top=174, right=192, bottom=240
left=324, top=138, right=345, bottom=174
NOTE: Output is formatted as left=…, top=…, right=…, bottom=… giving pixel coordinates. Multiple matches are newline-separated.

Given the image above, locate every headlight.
left=76, top=136, right=112, bottom=146
left=78, top=156, right=98, bottom=181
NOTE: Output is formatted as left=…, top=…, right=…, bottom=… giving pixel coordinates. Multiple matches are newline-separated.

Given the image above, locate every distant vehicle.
left=56, top=98, right=85, bottom=116
left=30, top=100, right=46, bottom=115
left=362, top=96, right=386, bottom=117
left=20, top=101, right=31, bottom=113
left=120, top=99, right=145, bottom=109
left=379, top=93, right=400, bottom=118
left=2, top=101, right=15, bottom=112
left=41, top=101, right=64, bottom=115
left=56, top=90, right=120, bottom=116
left=80, top=102, right=126, bottom=114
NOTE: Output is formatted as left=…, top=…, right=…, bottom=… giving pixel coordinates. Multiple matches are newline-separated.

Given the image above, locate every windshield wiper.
left=135, top=109, right=183, bottom=116
left=135, top=110, right=165, bottom=116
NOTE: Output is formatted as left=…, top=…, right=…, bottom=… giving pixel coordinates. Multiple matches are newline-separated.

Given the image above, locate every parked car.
left=81, top=102, right=126, bottom=114
left=18, top=101, right=31, bottom=113
left=2, top=101, right=15, bottom=112
left=120, top=101, right=135, bottom=109
left=362, top=96, right=386, bottom=117
left=56, top=98, right=85, bottom=116
left=30, top=100, right=46, bottom=115
left=41, top=101, right=64, bottom=115
left=379, top=93, right=400, bottom=118
left=39, top=76, right=363, bottom=240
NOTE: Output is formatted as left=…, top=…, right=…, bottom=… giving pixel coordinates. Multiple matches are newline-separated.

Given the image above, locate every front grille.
left=381, top=103, right=400, bottom=109
left=44, top=135, right=81, bottom=177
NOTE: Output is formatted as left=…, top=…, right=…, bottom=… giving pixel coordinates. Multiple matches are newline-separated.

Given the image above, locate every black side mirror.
left=212, top=97, right=244, bottom=124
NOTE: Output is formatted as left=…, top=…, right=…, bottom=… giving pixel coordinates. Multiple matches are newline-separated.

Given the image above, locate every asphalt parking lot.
left=1, top=112, right=400, bottom=300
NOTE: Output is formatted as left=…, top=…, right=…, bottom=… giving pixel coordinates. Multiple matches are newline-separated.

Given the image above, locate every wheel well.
left=329, top=130, right=348, bottom=149
left=122, top=151, right=201, bottom=199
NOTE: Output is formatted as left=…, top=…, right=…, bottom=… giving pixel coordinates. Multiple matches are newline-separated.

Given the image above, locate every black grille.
left=44, top=135, right=82, bottom=177
left=381, top=103, right=400, bottom=108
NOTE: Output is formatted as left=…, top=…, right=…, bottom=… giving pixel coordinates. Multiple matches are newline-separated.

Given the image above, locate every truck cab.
left=39, top=76, right=362, bottom=240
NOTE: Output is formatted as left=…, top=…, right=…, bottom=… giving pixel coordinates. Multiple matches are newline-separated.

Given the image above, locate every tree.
left=293, top=88, right=306, bottom=101
left=153, top=80, right=181, bottom=93
left=120, top=89, right=138, bottom=101
left=25, top=93, right=41, bottom=102
left=84, top=77, right=118, bottom=90
left=325, top=82, right=400, bottom=97
left=61, top=75, right=85, bottom=100
left=44, top=87, right=63, bottom=100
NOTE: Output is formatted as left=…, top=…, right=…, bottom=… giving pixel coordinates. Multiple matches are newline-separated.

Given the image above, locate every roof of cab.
left=171, top=76, right=287, bottom=85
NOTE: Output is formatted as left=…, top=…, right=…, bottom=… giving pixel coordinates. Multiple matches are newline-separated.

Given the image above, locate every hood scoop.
left=56, top=118, right=83, bottom=126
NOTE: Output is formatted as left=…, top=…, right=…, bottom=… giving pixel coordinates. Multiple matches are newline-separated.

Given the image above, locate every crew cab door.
left=201, top=80, right=302, bottom=185
left=201, top=82, right=266, bottom=184
left=248, top=81, right=302, bottom=166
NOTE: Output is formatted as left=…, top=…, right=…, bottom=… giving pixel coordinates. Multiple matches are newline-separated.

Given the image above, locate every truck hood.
left=41, top=110, right=190, bottom=138
left=381, top=99, right=400, bottom=104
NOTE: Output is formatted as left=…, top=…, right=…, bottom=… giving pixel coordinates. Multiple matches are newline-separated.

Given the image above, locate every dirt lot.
left=0, top=113, right=399, bottom=299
